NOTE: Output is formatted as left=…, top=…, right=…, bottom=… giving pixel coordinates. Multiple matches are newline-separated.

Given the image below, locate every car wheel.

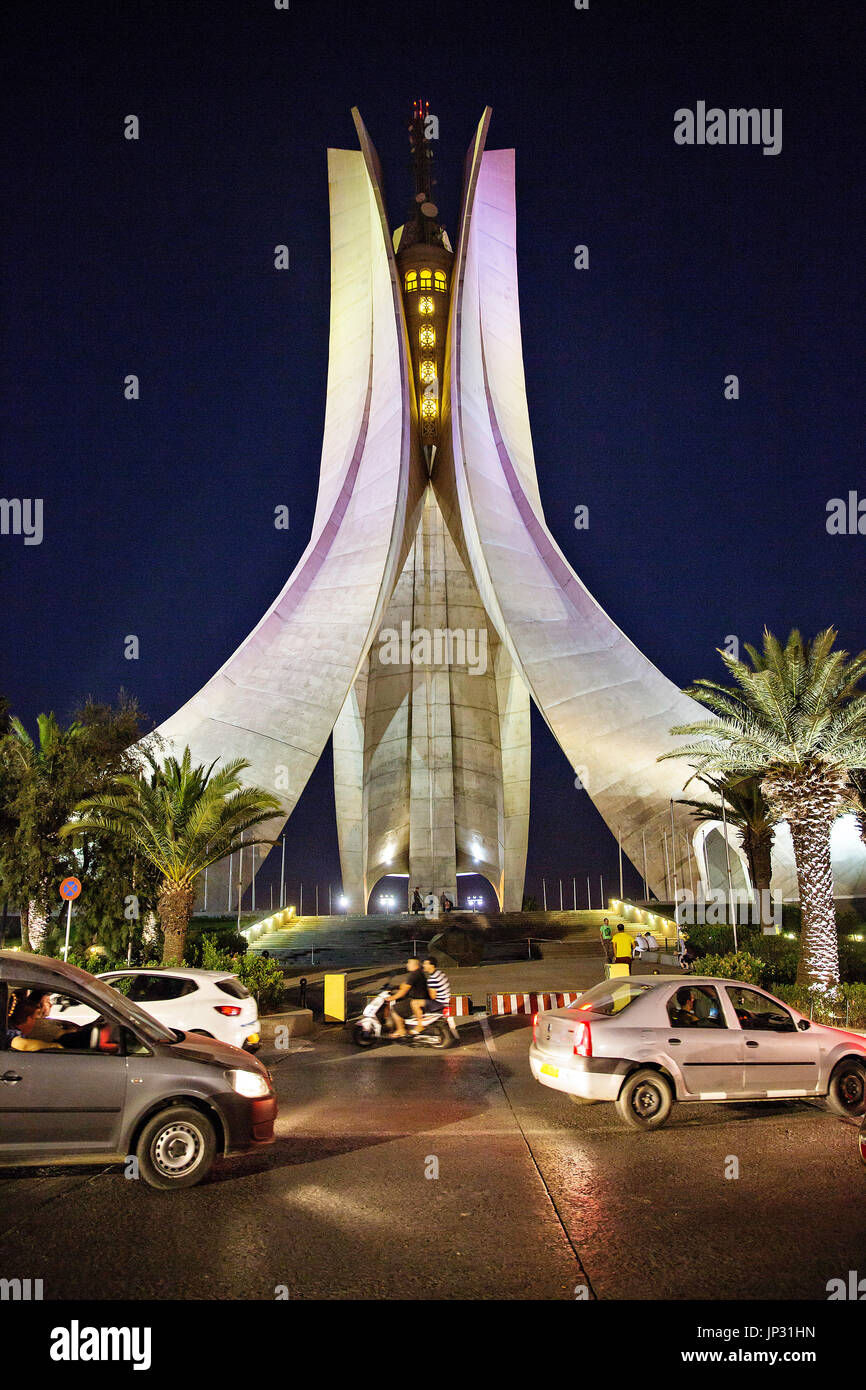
left=826, top=1058, right=866, bottom=1117
left=135, top=1106, right=217, bottom=1190
left=616, top=1069, right=674, bottom=1130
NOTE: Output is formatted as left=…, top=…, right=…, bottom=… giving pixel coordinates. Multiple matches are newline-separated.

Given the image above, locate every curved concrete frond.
left=157, top=130, right=422, bottom=881
left=437, top=116, right=711, bottom=898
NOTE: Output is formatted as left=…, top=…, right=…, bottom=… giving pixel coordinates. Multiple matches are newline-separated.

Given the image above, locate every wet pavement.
left=0, top=1015, right=863, bottom=1300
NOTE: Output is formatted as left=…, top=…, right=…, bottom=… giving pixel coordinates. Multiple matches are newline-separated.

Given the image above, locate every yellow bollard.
left=323, top=973, right=348, bottom=1023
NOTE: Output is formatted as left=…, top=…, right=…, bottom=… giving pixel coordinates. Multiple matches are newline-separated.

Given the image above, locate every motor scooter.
left=352, top=987, right=458, bottom=1049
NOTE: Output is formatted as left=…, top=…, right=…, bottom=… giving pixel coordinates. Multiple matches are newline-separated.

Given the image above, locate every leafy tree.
left=661, top=629, right=866, bottom=995
left=64, top=696, right=162, bottom=957
left=0, top=694, right=158, bottom=954
left=64, top=748, right=282, bottom=963
left=677, top=773, right=779, bottom=925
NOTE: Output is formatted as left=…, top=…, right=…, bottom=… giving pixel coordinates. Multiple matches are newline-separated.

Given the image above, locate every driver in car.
left=670, top=986, right=722, bottom=1027
left=8, top=995, right=65, bottom=1050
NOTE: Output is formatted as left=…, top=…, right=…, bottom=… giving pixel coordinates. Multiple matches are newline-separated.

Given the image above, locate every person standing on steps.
left=599, top=917, right=614, bottom=963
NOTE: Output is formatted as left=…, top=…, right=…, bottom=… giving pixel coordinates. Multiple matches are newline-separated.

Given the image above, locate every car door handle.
left=668, top=1038, right=682, bottom=1045
left=745, top=1040, right=759, bottom=1048
left=1, top=1071, right=22, bottom=1084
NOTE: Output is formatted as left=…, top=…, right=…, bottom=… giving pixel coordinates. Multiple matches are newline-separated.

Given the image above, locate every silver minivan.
left=1, top=951, right=277, bottom=1188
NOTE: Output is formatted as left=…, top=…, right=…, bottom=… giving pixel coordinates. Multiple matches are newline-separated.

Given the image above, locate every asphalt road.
left=1, top=1016, right=863, bottom=1301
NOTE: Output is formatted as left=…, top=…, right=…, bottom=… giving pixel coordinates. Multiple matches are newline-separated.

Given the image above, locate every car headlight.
left=226, top=1068, right=271, bottom=1098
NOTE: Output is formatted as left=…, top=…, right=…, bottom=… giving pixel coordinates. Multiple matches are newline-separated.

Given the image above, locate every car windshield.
left=570, top=980, right=652, bottom=1016
left=69, top=972, right=177, bottom=1044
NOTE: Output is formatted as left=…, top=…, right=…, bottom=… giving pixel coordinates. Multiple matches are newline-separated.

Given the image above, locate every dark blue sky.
left=2, top=0, right=864, bottom=907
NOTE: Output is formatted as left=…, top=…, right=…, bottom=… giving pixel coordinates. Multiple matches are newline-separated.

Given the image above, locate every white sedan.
left=529, top=975, right=866, bottom=1129
left=50, top=968, right=261, bottom=1051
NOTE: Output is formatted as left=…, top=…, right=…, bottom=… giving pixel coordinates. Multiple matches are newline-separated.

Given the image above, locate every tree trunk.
left=739, top=822, right=778, bottom=922
left=789, top=820, right=840, bottom=992
left=141, top=910, right=160, bottom=958
left=748, top=830, right=775, bottom=926
left=158, top=883, right=195, bottom=964
left=19, top=903, right=30, bottom=952
left=27, top=899, right=50, bottom=953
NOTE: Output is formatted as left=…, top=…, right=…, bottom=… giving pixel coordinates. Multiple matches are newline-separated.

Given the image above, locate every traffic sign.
left=59, top=877, right=82, bottom=901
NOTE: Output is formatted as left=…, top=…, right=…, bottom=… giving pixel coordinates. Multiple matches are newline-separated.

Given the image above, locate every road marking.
left=478, top=1018, right=595, bottom=1298
left=477, top=1013, right=497, bottom=1054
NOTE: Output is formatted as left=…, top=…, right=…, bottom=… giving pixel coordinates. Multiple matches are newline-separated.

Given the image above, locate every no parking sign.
left=59, top=877, right=82, bottom=959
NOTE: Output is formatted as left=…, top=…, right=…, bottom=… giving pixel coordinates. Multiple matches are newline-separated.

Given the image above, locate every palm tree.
left=660, top=629, right=866, bottom=995
left=678, top=773, right=779, bottom=925
left=64, top=748, right=282, bottom=963
left=0, top=713, right=85, bottom=950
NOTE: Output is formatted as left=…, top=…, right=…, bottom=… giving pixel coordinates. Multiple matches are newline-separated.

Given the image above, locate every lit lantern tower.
left=395, top=101, right=453, bottom=461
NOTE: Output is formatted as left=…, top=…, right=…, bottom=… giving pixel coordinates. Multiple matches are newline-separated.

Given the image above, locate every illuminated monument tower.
left=157, top=106, right=720, bottom=912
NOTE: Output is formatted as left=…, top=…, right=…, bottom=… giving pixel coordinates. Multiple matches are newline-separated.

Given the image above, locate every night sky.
left=2, top=0, right=864, bottom=909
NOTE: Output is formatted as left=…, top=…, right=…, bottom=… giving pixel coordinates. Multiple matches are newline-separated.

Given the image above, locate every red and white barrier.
left=444, top=995, right=473, bottom=1017
left=486, top=990, right=582, bottom=1016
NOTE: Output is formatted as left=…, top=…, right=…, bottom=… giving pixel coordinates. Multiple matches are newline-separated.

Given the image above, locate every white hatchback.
left=49, top=968, right=262, bottom=1052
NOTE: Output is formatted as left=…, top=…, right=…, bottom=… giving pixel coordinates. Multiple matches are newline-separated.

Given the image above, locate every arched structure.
left=155, top=106, right=866, bottom=913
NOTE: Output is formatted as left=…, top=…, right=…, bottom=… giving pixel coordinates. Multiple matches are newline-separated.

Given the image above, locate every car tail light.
left=573, top=1021, right=592, bottom=1057
left=532, top=1012, right=538, bottom=1041
left=215, top=1005, right=242, bottom=1016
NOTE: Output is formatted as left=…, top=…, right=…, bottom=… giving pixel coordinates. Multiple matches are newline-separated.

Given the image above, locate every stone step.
left=539, top=940, right=605, bottom=958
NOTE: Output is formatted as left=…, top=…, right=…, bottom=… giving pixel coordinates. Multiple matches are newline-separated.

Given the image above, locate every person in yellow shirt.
left=610, top=925, right=634, bottom=973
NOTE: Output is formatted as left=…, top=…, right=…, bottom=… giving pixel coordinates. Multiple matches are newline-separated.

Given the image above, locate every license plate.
left=541, top=1063, right=559, bottom=1078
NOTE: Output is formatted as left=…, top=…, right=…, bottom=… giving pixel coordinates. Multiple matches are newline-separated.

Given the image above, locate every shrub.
left=698, top=950, right=765, bottom=985
left=235, top=954, right=285, bottom=1013
left=773, top=982, right=866, bottom=1030
left=185, top=926, right=248, bottom=966
left=64, top=951, right=122, bottom=976
left=751, top=935, right=799, bottom=984
left=839, top=936, right=866, bottom=984
left=682, top=923, right=739, bottom=956
left=199, top=937, right=284, bottom=1012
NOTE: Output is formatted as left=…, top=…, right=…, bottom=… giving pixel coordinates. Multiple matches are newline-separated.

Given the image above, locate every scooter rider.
left=388, top=957, right=430, bottom=1039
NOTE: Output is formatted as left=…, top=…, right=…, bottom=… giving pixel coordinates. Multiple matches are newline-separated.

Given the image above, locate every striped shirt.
left=426, top=969, right=451, bottom=1006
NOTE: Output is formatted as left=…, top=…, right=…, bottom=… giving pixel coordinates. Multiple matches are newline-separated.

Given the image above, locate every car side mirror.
left=797, top=1018, right=810, bottom=1031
